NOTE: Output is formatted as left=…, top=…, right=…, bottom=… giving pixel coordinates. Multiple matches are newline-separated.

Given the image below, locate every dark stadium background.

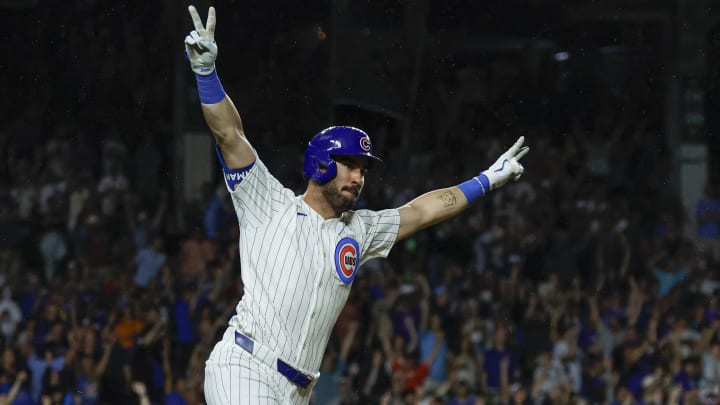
left=0, top=0, right=719, bottom=404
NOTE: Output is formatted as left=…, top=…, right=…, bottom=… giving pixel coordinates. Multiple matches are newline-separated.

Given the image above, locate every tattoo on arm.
left=437, top=190, right=457, bottom=208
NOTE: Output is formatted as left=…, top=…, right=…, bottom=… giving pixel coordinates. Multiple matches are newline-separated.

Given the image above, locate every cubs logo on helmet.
left=334, top=237, right=360, bottom=284
left=359, top=135, right=371, bottom=152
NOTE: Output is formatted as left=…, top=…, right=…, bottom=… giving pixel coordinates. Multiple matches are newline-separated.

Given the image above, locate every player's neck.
left=302, top=187, right=342, bottom=220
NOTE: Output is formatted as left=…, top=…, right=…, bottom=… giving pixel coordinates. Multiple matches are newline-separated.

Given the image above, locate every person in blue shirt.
left=483, top=327, right=516, bottom=394
left=133, top=236, right=167, bottom=288
left=0, top=370, right=30, bottom=405
left=420, top=312, right=449, bottom=394
left=672, top=357, right=701, bottom=394
left=27, top=337, right=79, bottom=405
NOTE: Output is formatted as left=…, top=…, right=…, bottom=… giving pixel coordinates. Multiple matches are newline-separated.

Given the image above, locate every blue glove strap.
left=458, top=174, right=490, bottom=203
left=195, top=70, right=226, bottom=104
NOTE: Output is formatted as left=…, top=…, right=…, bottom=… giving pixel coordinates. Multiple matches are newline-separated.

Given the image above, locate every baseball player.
left=184, top=5, right=529, bottom=405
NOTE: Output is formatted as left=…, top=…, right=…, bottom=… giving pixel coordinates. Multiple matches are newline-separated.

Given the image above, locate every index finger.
left=206, top=7, right=216, bottom=36
left=188, top=5, right=205, bottom=32
left=514, top=146, right=529, bottom=160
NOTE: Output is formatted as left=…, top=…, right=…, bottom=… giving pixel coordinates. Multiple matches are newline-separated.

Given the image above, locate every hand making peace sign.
left=482, top=136, right=530, bottom=190
left=184, top=5, right=218, bottom=75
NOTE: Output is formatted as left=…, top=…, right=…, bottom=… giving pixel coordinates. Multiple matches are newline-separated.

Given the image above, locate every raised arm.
left=4, top=371, right=27, bottom=405
left=62, top=329, right=80, bottom=366
left=339, top=320, right=359, bottom=361
left=397, top=137, right=529, bottom=240
left=95, top=329, right=116, bottom=378
left=185, top=5, right=255, bottom=169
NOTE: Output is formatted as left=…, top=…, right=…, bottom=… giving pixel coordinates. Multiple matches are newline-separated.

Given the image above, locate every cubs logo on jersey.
left=359, top=135, right=371, bottom=152
left=334, top=237, right=360, bottom=284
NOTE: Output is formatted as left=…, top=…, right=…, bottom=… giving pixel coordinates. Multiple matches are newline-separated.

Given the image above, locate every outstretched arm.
left=397, top=187, right=468, bottom=241
left=185, top=5, right=255, bottom=169
left=397, top=136, right=529, bottom=240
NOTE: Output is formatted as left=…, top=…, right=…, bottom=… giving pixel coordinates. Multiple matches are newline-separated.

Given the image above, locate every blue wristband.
left=195, top=70, right=226, bottom=104
left=457, top=174, right=490, bottom=203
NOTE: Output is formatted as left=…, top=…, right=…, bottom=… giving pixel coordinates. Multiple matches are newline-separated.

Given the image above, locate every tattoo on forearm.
left=437, top=190, right=457, bottom=207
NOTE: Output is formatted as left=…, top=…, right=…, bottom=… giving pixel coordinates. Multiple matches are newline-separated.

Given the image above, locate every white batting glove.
left=481, top=136, right=530, bottom=190
left=184, top=5, right=218, bottom=75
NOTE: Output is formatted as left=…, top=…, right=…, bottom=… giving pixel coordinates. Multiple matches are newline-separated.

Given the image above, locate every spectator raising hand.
left=0, top=371, right=27, bottom=405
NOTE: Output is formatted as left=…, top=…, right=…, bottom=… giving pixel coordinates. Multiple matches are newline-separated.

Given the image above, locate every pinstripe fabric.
left=206, top=329, right=282, bottom=404
left=205, top=157, right=400, bottom=404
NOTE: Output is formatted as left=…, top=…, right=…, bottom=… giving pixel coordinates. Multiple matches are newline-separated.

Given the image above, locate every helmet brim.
left=331, top=153, right=383, bottom=170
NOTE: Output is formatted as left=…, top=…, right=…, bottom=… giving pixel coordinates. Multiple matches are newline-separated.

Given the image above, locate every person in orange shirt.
left=391, top=332, right=445, bottom=392
left=114, top=305, right=144, bottom=351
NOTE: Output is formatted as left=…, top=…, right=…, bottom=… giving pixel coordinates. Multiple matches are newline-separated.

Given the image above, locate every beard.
left=322, top=178, right=359, bottom=215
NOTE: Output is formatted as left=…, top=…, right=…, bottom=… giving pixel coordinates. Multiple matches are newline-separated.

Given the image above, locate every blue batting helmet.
left=303, top=126, right=382, bottom=184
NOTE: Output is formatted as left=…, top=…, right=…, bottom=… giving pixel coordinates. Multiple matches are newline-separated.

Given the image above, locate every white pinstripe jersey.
left=224, top=157, right=399, bottom=373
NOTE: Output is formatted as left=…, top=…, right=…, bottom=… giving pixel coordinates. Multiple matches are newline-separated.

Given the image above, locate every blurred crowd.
left=2, top=1, right=720, bottom=405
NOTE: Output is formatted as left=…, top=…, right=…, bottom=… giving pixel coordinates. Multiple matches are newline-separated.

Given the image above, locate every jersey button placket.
left=298, top=216, right=325, bottom=362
